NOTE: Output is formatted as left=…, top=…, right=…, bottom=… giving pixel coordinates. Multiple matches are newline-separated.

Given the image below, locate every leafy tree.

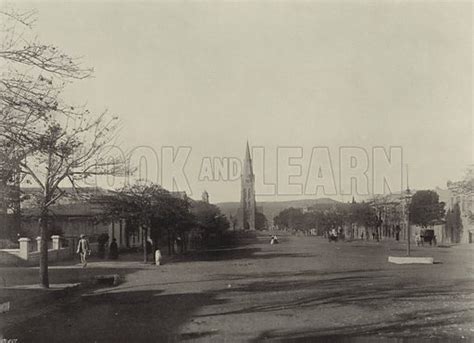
left=320, top=207, right=348, bottom=234
left=352, top=202, right=379, bottom=237
left=274, top=202, right=379, bottom=238
left=159, top=194, right=194, bottom=254
left=273, top=207, right=304, bottom=230
left=191, top=201, right=229, bottom=246
left=409, top=190, right=445, bottom=228
left=98, top=183, right=192, bottom=260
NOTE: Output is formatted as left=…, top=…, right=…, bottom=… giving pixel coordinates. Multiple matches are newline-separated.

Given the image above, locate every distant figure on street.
left=76, top=234, right=90, bottom=268
left=109, top=238, right=119, bottom=260
left=415, top=233, right=421, bottom=246
left=270, top=235, right=279, bottom=244
left=155, top=249, right=162, bottom=266
left=360, top=232, right=364, bottom=240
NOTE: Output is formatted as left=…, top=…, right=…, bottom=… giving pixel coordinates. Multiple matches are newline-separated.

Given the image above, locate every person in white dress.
left=155, top=249, right=162, bottom=266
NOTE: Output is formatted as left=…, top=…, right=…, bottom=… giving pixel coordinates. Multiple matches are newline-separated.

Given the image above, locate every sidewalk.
left=0, top=256, right=153, bottom=337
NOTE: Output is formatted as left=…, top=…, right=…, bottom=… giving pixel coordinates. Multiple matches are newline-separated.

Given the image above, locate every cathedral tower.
left=237, top=142, right=256, bottom=230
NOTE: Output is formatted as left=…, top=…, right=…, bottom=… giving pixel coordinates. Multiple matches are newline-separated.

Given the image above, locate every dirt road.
left=2, top=234, right=473, bottom=342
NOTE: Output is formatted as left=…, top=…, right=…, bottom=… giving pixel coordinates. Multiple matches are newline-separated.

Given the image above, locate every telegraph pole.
left=405, top=165, right=412, bottom=257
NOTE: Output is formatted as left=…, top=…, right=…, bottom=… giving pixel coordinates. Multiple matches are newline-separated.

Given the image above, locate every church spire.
left=244, top=140, right=253, bottom=175
left=237, top=141, right=256, bottom=230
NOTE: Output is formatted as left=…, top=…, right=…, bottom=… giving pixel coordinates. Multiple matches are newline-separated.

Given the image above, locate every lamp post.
left=403, top=164, right=413, bottom=256
left=405, top=188, right=412, bottom=256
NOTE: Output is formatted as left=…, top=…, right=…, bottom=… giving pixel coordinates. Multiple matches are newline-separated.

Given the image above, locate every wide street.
left=1, top=233, right=473, bottom=342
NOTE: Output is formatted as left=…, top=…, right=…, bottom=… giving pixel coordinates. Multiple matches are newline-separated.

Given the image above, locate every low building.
left=14, top=187, right=144, bottom=250
left=20, top=201, right=143, bottom=251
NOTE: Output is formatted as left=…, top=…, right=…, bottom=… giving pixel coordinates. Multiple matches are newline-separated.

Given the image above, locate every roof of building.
left=20, top=187, right=190, bottom=218
left=22, top=202, right=105, bottom=218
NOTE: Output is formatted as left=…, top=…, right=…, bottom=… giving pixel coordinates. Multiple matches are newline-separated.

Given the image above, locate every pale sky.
left=6, top=1, right=472, bottom=202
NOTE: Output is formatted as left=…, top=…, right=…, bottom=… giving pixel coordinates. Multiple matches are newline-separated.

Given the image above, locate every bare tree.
left=447, top=166, right=474, bottom=197
left=5, top=106, right=121, bottom=287
left=447, top=165, right=474, bottom=224
left=0, top=8, right=93, bottom=202
left=0, top=9, right=122, bottom=287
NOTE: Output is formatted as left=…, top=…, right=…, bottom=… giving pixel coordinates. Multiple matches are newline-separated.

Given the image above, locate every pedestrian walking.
left=76, top=234, right=90, bottom=268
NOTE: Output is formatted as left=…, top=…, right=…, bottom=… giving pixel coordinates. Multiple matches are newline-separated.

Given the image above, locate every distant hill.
left=217, top=198, right=341, bottom=223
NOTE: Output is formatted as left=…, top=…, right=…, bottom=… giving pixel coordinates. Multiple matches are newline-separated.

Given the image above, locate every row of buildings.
left=0, top=143, right=258, bottom=254
left=0, top=186, right=197, bottom=253
left=1, top=187, right=142, bottom=251
left=358, top=184, right=473, bottom=244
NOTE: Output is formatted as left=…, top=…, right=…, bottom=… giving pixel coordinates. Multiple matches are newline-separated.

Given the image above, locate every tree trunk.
left=142, top=226, right=148, bottom=263
left=172, top=233, right=176, bottom=255
left=125, top=220, right=130, bottom=248
left=11, top=169, right=21, bottom=233
left=40, top=148, right=53, bottom=288
left=0, top=178, right=8, bottom=238
left=39, top=214, right=49, bottom=288
left=167, top=229, right=172, bottom=256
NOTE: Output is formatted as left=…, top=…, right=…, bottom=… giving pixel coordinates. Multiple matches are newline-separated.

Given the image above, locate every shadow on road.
left=0, top=264, right=147, bottom=338
left=200, top=274, right=474, bottom=316
left=175, top=246, right=318, bottom=263
left=4, top=289, right=226, bottom=342
left=253, top=330, right=461, bottom=343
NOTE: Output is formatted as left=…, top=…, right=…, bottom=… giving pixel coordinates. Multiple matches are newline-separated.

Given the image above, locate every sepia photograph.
left=0, top=1, right=472, bottom=342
